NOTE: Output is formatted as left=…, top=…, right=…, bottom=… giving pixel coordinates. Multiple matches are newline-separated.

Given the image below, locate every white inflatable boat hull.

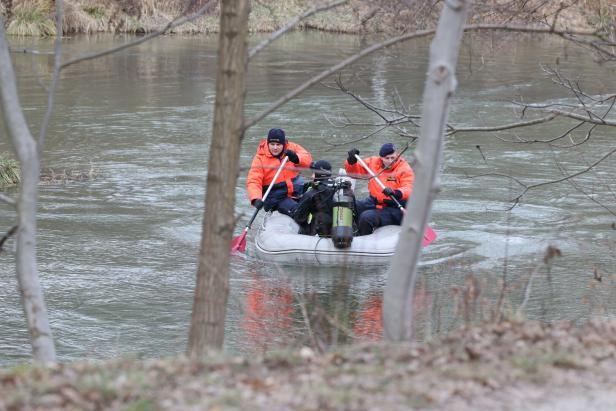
left=254, top=211, right=400, bottom=266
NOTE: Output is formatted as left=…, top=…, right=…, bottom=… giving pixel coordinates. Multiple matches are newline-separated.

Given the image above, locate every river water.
left=1, top=31, right=614, bottom=365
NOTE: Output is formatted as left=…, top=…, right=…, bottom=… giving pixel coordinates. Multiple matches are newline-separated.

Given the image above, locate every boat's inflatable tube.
left=254, top=211, right=400, bottom=266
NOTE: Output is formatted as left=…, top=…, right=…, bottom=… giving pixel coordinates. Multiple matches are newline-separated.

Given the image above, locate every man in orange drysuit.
left=246, top=128, right=313, bottom=217
left=344, top=143, right=414, bottom=235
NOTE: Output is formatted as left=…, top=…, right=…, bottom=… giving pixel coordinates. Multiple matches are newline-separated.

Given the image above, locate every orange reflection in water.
left=353, top=285, right=433, bottom=342
left=242, top=275, right=295, bottom=353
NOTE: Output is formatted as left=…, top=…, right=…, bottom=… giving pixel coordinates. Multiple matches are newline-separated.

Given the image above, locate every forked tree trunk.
left=188, top=0, right=249, bottom=355
left=383, top=0, right=471, bottom=341
left=0, top=21, right=56, bottom=363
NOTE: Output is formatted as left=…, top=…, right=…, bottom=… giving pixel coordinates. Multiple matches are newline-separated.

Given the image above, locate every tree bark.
left=383, top=0, right=470, bottom=341
left=187, top=0, right=249, bottom=355
left=0, top=20, right=56, bottom=363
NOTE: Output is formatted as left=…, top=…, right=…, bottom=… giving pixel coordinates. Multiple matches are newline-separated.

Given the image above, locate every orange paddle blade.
left=422, top=226, right=437, bottom=247
left=231, top=229, right=248, bottom=253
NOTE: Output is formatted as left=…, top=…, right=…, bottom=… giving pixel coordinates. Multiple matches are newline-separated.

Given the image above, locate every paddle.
left=354, top=154, right=437, bottom=247
left=231, top=156, right=290, bottom=253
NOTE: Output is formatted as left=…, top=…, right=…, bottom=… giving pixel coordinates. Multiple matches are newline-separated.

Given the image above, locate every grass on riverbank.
left=5, top=0, right=56, bottom=36
left=2, top=318, right=616, bottom=410
left=1, top=0, right=609, bottom=37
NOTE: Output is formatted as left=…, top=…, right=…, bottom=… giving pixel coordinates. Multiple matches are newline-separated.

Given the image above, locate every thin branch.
left=546, top=109, right=616, bottom=126
left=59, top=1, right=215, bottom=71
left=554, top=150, right=616, bottom=216
left=249, top=0, right=348, bottom=60
left=545, top=121, right=587, bottom=145
left=469, top=172, right=527, bottom=188
left=513, top=147, right=616, bottom=205
left=0, top=225, right=18, bottom=252
left=244, top=23, right=600, bottom=130
left=448, top=114, right=557, bottom=135
left=0, top=193, right=16, bottom=206
left=38, top=0, right=64, bottom=152
left=323, top=125, right=389, bottom=147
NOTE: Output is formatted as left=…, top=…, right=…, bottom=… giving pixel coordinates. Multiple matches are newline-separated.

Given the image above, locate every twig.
left=59, top=1, right=215, bottom=71
left=249, top=0, right=348, bottom=60
left=245, top=23, right=600, bottom=130
left=0, top=225, right=17, bottom=252
left=0, top=193, right=16, bottom=206
left=38, top=0, right=64, bottom=152
left=448, top=114, right=558, bottom=135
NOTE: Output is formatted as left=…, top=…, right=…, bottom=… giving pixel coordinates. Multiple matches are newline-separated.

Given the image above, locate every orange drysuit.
left=246, top=139, right=312, bottom=203
left=344, top=156, right=414, bottom=207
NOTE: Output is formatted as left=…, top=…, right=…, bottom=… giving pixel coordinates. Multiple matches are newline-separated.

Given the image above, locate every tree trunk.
left=0, top=20, right=56, bottom=363
left=383, top=0, right=470, bottom=341
left=187, top=0, right=249, bottom=355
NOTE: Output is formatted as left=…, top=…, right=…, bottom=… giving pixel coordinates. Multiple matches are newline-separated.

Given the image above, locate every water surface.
left=1, top=31, right=615, bottom=364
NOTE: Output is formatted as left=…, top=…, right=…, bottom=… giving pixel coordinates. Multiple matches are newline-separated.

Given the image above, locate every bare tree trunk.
left=383, top=0, right=470, bottom=342
left=187, top=0, right=249, bottom=355
left=0, top=20, right=56, bottom=363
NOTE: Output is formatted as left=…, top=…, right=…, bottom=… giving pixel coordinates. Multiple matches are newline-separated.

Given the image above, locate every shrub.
left=6, top=0, right=56, bottom=37
left=0, top=153, right=20, bottom=188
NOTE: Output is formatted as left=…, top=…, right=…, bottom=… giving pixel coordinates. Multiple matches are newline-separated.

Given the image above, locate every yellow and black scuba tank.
left=331, top=176, right=355, bottom=249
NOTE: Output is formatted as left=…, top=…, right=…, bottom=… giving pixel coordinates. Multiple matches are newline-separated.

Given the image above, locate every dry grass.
left=62, top=0, right=109, bottom=34
left=6, top=0, right=56, bottom=37
left=1, top=319, right=616, bottom=410
left=2, top=0, right=610, bottom=36
left=0, top=153, right=20, bottom=189
left=0, top=154, right=96, bottom=188
left=39, top=165, right=97, bottom=185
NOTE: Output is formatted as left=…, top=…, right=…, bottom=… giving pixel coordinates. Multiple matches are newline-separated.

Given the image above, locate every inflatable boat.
left=254, top=211, right=401, bottom=266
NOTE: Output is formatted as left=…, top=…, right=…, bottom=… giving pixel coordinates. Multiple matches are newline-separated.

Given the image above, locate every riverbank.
left=2, top=318, right=616, bottom=410
left=1, top=0, right=609, bottom=37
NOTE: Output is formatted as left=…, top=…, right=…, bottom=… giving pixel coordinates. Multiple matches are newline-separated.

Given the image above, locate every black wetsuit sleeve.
left=293, top=190, right=316, bottom=224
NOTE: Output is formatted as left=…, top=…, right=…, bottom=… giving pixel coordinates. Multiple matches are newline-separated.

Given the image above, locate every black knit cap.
left=267, top=128, right=286, bottom=145
left=310, top=160, right=332, bottom=181
left=379, top=143, right=395, bottom=157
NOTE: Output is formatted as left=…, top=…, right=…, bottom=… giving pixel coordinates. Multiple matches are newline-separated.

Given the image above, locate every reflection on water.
left=0, top=31, right=615, bottom=365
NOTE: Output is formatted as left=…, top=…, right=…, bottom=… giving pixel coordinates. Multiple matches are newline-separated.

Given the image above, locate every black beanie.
left=379, top=143, right=395, bottom=157
left=267, top=128, right=286, bottom=145
left=310, top=160, right=332, bottom=181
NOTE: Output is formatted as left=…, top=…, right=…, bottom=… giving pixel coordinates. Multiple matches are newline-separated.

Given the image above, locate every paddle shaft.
left=354, top=154, right=405, bottom=213
left=354, top=154, right=437, bottom=246
left=247, top=156, right=289, bottom=229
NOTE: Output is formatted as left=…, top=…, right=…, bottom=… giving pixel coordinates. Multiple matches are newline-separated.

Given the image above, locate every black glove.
left=285, top=149, right=299, bottom=164
left=347, top=148, right=360, bottom=165
left=251, top=199, right=264, bottom=210
left=393, top=189, right=403, bottom=200
left=382, top=187, right=395, bottom=197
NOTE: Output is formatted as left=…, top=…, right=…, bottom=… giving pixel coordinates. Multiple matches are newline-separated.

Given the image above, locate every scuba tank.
left=331, top=176, right=355, bottom=249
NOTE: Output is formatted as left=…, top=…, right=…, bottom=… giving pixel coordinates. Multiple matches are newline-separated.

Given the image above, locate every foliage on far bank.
left=1, top=0, right=609, bottom=37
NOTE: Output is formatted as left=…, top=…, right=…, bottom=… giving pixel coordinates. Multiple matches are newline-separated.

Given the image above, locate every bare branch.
left=324, top=125, right=389, bottom=147
left=245, top=23, right=601, bottom=131
left=245, top=27, right=437, bottom=130
left=60, top=0, right=216, bottom=71
left=474, top=147, right=616, bottom=208
left=249, top=0, right=348, bottom=60
left=0, top=192, right=16, bottom=206
left=554, top=151, right=616, bottom=216
left=0, top=18, right=56, bottom=362
left=518, top=246, right=563, bottom=314
left=546, top=109, right=616, bottom=126
left=0, top=225, right=18, bottom=252
left=448, top=114, right=558, bottom=135
left=470, top=172, right=527, bottom=189
left=38, top=0, right=64, bottom=152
